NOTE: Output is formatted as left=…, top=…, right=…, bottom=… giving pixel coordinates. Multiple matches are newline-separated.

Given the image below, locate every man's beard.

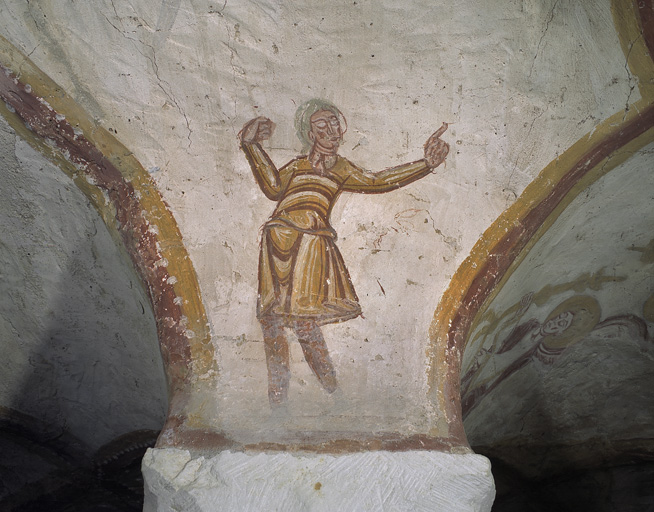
left=309, top=140, right=339, bottom=172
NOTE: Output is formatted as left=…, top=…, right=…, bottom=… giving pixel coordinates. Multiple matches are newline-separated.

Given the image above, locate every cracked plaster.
left=0, top=0, right=638, bottom=442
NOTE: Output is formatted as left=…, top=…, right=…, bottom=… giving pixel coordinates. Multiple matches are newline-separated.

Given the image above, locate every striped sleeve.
left=341, top=159, right=432, bottom=194
left=241, top=142, right=296, bottom=201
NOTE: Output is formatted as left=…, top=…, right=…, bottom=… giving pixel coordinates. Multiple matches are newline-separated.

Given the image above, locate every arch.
left=0, top=35, right=214, bottom=442
left=427, top=0, right=654, bottom=445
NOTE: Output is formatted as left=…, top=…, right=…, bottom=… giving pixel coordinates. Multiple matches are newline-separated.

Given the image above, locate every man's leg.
left=260, top=316, right=290, bottom=405
left=293, top=320, right=338, bottom=393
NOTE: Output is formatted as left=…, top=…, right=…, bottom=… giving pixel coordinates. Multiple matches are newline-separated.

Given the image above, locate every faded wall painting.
left=239, top=99, right=449, bottom=407
left=462, top=142, right=654, bottom=446
left=462, top=292, right=602, bottom=416
left=1, top=0, right=645, bottom=456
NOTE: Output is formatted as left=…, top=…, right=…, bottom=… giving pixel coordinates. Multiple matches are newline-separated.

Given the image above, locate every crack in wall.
left=528, top=0, right=560, bottom=78
left=506, top=105, right=549, bottom=190
left=25, top=2, right=40, bottom=31
left=101, top=0, right=194, bottom=149
left=150, top=47, right=194, bottom=149
left=15, top=43, right=41, bottom=77
left=209, top=0, right=227, bottom=16
left=370, top=209, right=461, bottom=256
left=622, top=32, right=642, bottom=120
left=221, top=19, right=244, bottom=138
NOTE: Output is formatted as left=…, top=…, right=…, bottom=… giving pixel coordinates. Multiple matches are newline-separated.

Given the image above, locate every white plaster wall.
left=0, top=115, right=167, bottom=451
left=0, top=0, right=634, bottom=432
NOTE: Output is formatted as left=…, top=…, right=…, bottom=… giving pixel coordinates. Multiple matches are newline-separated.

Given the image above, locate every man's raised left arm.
left=341, top=123, right=450, bottom=194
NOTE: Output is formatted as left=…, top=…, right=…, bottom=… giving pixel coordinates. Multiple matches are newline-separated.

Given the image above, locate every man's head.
left=295, top=99, right=347, bottom=153
left=540, top=311, right=574, bottom=337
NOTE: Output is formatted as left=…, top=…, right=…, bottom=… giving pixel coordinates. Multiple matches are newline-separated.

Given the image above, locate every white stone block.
left=142, top=448, right=495, bottom=512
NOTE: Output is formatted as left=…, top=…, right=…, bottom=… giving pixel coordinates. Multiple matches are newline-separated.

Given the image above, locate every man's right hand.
left=239, top=116, right=275, bottom=144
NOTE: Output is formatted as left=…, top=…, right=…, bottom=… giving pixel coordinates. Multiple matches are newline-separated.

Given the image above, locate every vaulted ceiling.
left=0, top=0, right=652, bottom=510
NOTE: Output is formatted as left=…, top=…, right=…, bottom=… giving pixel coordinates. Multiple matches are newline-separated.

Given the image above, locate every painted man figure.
left=461, top=295, right=600, bottom=417
left=239, top=99, right=449, bottom=406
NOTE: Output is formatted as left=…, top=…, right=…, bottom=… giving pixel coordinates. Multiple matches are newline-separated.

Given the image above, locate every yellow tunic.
left=241, top=142, right=432, bottom=325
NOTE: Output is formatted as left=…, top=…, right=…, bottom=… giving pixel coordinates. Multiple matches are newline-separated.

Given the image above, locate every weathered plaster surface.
left=0, top=0, right=641, bottom=445
left=142, top=447, right=495, bottom=512
left=1, top=0, right=652, bottom=509
left=0, top=114, right=167, bottom=451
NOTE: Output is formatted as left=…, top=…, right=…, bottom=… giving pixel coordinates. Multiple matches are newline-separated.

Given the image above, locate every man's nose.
left=326, top=123, right=338, bottom=136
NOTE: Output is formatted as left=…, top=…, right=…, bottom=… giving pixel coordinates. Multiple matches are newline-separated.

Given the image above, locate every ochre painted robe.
left=241, top=142, right=432, bottom=325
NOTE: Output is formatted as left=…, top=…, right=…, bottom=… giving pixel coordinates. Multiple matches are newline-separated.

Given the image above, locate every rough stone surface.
left=142, top=448, right=495, bottom=512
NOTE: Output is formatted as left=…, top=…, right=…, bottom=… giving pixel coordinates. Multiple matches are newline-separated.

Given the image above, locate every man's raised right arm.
left=239, top=116, right=284, bottom=201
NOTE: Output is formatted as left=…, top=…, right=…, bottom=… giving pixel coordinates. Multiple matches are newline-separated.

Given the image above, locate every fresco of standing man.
left=239, top=98, right=449, bottom=407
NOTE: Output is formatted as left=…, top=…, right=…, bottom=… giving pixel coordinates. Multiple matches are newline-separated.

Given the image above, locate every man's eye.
left=314, top=121, right=328, bottom=128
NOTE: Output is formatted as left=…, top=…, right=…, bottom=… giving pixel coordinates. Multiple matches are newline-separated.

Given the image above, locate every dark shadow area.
left=0, top=415, right=159, bottom=511
left=484, top=456, right=654, bottom=512
left=465, top=314, right=654, bottom=511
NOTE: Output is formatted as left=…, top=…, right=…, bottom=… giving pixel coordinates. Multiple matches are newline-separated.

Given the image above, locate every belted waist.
left=264, top=217, right=337, bottom=240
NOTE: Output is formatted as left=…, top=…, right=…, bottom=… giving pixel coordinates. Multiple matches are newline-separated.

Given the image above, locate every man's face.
left=541, top=311, right=574, bottom=336
left=309, top=110, right=342, bottom=153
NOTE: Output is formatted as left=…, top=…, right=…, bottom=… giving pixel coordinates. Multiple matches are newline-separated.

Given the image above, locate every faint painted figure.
left=239, top=99, right=449, bottom=406
left=461, top=295, right=600, bottom=416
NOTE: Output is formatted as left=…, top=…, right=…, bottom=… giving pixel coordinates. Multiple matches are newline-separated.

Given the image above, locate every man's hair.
left=294, top=98, right=347, bottom=153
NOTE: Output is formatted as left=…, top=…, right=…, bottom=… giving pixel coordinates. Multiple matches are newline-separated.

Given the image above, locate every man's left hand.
left=424, top=122, right=450, bottom=169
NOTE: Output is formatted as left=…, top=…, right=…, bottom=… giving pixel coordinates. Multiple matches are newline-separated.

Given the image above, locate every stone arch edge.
left=0, top=35, right=215, bottom=446
left=427, top=0, right=654, bottom=445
